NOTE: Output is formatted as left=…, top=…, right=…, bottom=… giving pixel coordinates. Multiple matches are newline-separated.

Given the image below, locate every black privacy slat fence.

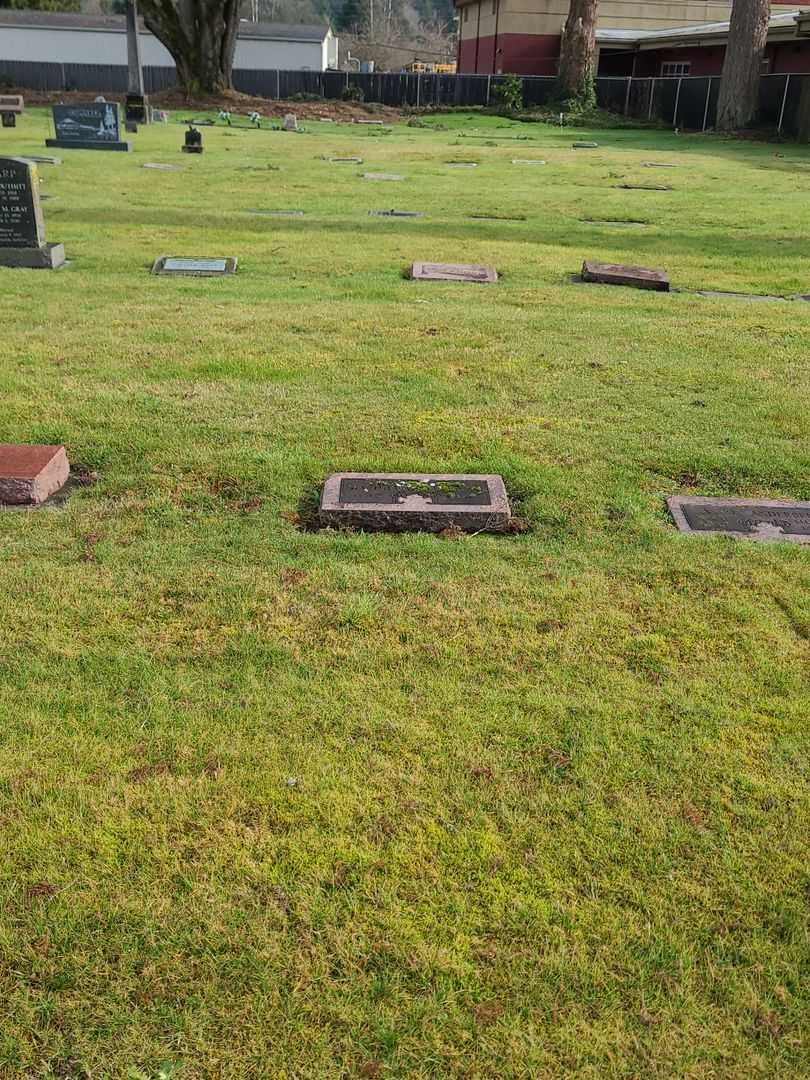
left=1, top=61, right=807, bottom=136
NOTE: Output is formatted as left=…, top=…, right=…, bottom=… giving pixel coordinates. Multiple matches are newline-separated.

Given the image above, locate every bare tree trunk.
left=140, top=0, right=241, bottom=95
left=716, top=0, right=770, bottom=130
left=557, top=0, right=598, bottom=102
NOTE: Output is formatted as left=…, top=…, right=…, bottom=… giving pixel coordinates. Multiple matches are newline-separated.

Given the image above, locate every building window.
left=660, top=61, right=691, bottom=77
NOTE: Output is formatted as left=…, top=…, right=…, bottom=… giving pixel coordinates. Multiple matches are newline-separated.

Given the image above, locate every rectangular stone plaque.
left=0, top=444, right=69, bottom=506
left=363, top=172, right=404, bottom=181
left=47, top=103, right=130, bottom=151
left=644, top=162, right=678, bottom=168
left=331, top=157, right=363, bottom=163
left=667, top=496, right=810, bottom=543
left=370, top=209, right=423, bottom=217
left=0, top=157, right=44, bottom=248
left=573, top=141, right=598, bottom=148
left=512, top=159, right=546, bottom=165
left=143, top=162, right=183, bottom=171
left=320, top=473, right=511, bottom=533
left=617, top=184, right=672, bottom=192
left=0, top=95, right=23, bottom=113
left=152, top=255, right=237, bottom=276
left=246, top=209, right=304, bottom=216
left=20, top=155, right=61, bottom=166
left=446, top=161, right=478, bottom=167
left=581, top=260, right=669, bottom=291
left=412, top=261, right=497, bottom=283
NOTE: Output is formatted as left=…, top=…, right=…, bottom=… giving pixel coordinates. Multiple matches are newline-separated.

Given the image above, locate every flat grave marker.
left=0, top=444, right=70, bottom=506
left=446, top=160, right=478, bottom=167
left=20, top=155, right=61, bottom=166
left=152, top=255, right=237, bottom=276
left=582, top=216, right=649, bottom=226
left=363, top=172, right=404, bottom=181
left=573, top=141, right=599, bottom=149
left=617, top=183, right=672, bottom=191
left=469, top=212, right=527, bottom=221
left=0, top=157, right=65, bottom=269
left=644, top=162, right=679, bottom=168
left=47, top=103, right=130, bottom=152
left=143, top=162, right=183, bottom=171
left=581, top=259, right=669, bottom=291
left=411, top=261, right=497, bottom=283
left=319, top=473, right=511, bottom=533
left=512, top=159, right=546, bottom=165
left=331, top=156, right=363, bottom=163
left=667, top=496, right=810, bottom=543
left=246, top=208, right=304, bottom=216
left=369, top=209, right=423, bottom=217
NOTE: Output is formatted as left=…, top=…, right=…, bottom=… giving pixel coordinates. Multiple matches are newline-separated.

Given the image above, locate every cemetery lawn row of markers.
left=0, top=106, right=809, bottom=1078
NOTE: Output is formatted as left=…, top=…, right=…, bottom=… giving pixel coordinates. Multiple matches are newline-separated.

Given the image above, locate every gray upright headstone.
left=0, top=157, right=65, bottom=269
left=46, top=103, right=131, bottom=152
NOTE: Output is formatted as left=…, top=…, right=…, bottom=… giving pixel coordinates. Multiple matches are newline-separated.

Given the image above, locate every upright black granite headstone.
left=0, top=158, right=64, bottom=268
left=46, top=103, right=131, bottom=152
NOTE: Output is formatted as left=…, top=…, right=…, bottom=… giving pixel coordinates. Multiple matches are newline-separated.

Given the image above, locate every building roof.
left=0, top=9, right=331, bottom=41
left=597, top=9, right=809, bottom=48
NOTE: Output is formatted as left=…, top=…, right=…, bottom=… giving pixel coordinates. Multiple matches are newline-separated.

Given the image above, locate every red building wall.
left=458, top=31, right=560, bottom=74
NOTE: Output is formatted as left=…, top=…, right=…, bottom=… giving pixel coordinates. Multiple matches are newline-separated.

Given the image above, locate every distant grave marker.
left=582, top=216, right=648, bottom=226
left=246, top=208, right=304, bottom=216
left=696, top=289, right=785, bottom=302
left=152, top=255, right=237, bottom=276
left=667, top=496, right=810, bottom=543
left=411, top=261, right=497, bottom=283
left=331, top=156, right=363, bottom=163
left=143, top=162, right=183, bottom=171
left=20, top=155, right=61, bottom=166
left=446, top=160, right=478, bottom=167
left=581, top=259, right=668, bottom=291
left=511, top=159, right=546, bottom=165
left=0, top=94, right=22, bottom=128
left=617, top=183, right=672, bottom=191
left=643, top=162, right=679, bottom=168
left=319, top=473, right=511, bottom=532
left=363, top=172, right=404, bottom=181
left=47, top=103, right=130, bottom=151
left=0, top=157, right=65, bottom=269
left=354, top=119, right=385, bottom=125
left=369, top=209, right=423, bottom=217
left=573, top=141, right=598, bottom=149
left=469, top=212, right=526, bottom=221
left=0, top=444, right=70, bottom=506
left=283, top=114, right=300, bottom=132
left=182, top=126, right=203, bottom=153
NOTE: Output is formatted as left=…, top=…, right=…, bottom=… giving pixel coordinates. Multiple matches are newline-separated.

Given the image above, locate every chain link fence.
left=0, top=61, right=807, bottom=137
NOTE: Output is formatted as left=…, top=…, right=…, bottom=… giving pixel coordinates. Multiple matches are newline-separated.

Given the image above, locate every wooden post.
left=648, top=77, right=655, bottom=120
left=624, top=76, right=631, bottom=115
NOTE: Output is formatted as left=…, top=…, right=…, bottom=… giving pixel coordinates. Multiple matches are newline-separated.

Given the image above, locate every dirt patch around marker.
left=17, top=87, right=402, bottom=124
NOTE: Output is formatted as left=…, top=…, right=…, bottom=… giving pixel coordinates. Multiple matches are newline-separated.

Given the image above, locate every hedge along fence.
left=0, top=60, right=807, bottom=137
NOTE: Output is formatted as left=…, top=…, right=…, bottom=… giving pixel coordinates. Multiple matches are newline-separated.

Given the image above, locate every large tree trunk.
left=716, top=0, right=770, bottom=130
left=557, top=0, right=599, bottom=102
left=139, top=0, right=240, bottom=95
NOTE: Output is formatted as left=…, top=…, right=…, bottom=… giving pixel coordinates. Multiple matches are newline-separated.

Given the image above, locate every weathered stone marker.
left=20, top=155, right=61, bottom=166
left=581, top=259, right=669, bottom=291
left=643, top=162, right=678, bottom=168
left=411, top=261, right=497, bottom=283
left=283, top=114, right=300, bottom=132
left=319, top=473, right=511, bottom=532
left=573, top=141, right=598, bottom=148
left=617, top=183, right=672, bottom=191
left=363, top=172, right=404, bottom=181
left=143, top=162, right=183, bottom=171
left=0, top=94, right=23, bottom=128
left=331, top=157, right=363, bottom=163
left=446, top=160, right=478, bottom=167
left=512, top=159, right=546, bottom=165
left=0, top=157, right=65, bottom=269
left=151, top=256, right=237, bottom=276
left=667, top=496, right=810, bottom=543
left=246, top=208, right=304, bottom=216
left=0, top=444, right=70, bottom=505
left=46, top=103, right=131, bottom=152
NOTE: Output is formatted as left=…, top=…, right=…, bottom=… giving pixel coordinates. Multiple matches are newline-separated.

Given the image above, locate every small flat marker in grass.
left=152, top=256, right=237, bottom=276
left=617, top=183, right=672, bottom=191
left=411, top=261, right=497, bottom=283
left=363, top=172, right=404, bottom=181
left=581, top=259, right=669, bottom=291
left=573, top=141, right=598, bottom=149
left=644, top=162, right=679, bottom=167
left=667, top=496, right=810, bottom=543
left=319, top=473, right=511, bottom=533
left=0, top=444, right=69, bottom=506
left=369, top=209, right=424, bottom=217
left=246, top=209, right=304, bottom=216
left=20, top=155, right=61, bottom=166
left=469, top=212, right=527, bottom=221
left=512, top=159, right=546, bottom=165
left=143, top=162, right=183, bottom=171
left=446, top=160, right=478, bottom=167
left=331, top=156, right=363, bottom=163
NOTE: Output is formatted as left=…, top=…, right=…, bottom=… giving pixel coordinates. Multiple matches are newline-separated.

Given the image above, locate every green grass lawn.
left=1, top=106, right=809, bottom=1079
